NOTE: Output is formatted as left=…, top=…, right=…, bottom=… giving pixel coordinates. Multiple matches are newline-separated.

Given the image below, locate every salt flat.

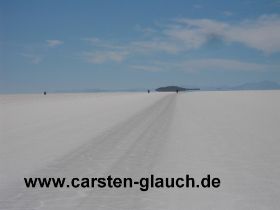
left=1, top=91, right=280, bottom=209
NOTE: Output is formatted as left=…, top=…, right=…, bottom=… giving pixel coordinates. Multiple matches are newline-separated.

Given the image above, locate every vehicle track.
left=3, top=93, right=176, bottom=210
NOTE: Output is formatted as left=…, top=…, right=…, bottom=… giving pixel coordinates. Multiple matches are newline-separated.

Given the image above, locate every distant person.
left=43, top=91, right=47, bottom=95
left=176, top=89, right=178, bottom=94
left=148, top=90, right=150, bottom=94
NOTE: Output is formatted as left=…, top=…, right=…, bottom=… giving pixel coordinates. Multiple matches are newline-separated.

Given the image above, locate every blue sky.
left=1, top=0, right=280, bottom=93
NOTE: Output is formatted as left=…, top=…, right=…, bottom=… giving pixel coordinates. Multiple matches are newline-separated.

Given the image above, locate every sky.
left=1, top=0, right=280, bottom=93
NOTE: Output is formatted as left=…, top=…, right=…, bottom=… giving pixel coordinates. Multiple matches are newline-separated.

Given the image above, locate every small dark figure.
left=43, top=91, right=47, bottom=95
left=148, top=90, right=150, bottom=94
left=176, top=89, right=179, bottom=94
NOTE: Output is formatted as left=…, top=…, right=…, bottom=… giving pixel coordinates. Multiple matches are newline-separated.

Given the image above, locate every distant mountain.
left=196, top=81, right=280, bottom=91
left=231, top=81, right=280, bottom=90
left=54, top=81, right=280, bottom=94
left=156, top=86, right=187, bottom=92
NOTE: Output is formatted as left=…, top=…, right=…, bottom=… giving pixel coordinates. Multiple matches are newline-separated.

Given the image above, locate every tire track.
left=78, top=93, right=176, bottom=210
left=2, top=93, right=176, bottom=210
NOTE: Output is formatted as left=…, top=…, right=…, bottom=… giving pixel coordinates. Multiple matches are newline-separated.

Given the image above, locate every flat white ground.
left=1, top=91, right=280, bottom=209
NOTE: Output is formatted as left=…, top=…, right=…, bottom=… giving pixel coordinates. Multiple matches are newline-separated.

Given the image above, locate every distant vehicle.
left=43, top=91, right=47, bottom=95
left=148, top=90, right=150, bottom=94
